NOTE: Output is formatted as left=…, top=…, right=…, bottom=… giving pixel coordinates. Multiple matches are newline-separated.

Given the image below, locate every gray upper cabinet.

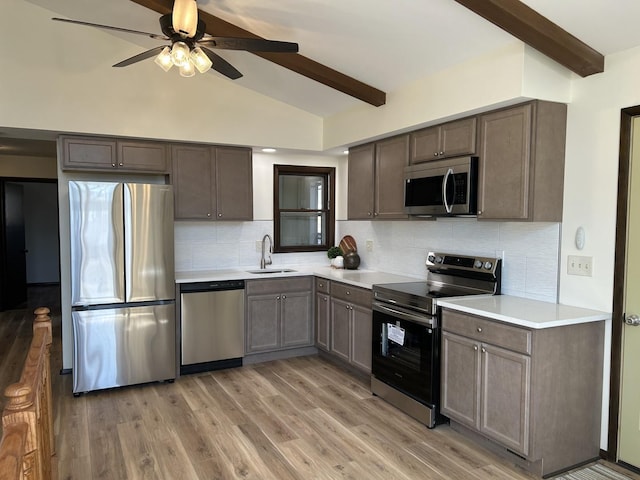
left=172, top=144, right=253, bottom=221
left=348, top=135, right=409, bottom=220
left=61, top=135, right=169, bottom=173
left=477, top=101, right=567, bottom=221
left=410, top=117, right=477, bottom=163
left=440, top=308, right=604, bottom=477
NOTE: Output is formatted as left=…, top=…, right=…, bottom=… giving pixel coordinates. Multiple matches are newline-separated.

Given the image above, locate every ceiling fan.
left=52, top=0, right=299, bottom=79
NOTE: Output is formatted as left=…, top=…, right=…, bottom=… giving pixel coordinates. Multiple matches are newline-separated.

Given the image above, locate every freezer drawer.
left=181, top=288, right=244, bottom=366
left=72, top=303, right=176, bottom=393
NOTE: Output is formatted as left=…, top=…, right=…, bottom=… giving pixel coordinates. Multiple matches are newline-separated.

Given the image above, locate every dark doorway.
left=0, top=182, right=27, bottom=310
left=0, top=179, right=59, bottom=311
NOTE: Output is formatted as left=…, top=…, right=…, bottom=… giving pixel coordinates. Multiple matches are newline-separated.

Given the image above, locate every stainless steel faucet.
left=260, top=234, right=273, bottom=269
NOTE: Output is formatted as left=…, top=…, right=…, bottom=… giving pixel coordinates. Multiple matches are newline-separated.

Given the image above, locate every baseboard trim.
left=618, top=460, right=640, bottom=475
left=27, top=282, right=60, bottom=287
left=60, top=368, right=72, bottom=375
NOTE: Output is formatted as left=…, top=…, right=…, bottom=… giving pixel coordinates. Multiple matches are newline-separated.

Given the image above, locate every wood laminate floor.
left=2, top=286, right=638, bottom=480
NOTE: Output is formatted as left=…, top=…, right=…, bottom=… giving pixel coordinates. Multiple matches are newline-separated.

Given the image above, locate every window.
left=274, top=165, right=335, bottom=253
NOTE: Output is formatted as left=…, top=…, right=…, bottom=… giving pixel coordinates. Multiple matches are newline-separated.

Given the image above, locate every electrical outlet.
left=366, top=240, right=374, bottom=252
left=255, top=240, right=262, bottom=252
left=567, top=255, right=593, bottom=277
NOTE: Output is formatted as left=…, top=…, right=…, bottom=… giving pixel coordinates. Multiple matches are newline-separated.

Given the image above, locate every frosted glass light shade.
left=173, top=0, right=198, bottom=37
left=171, top=41, right=190, bottom=67
left=154, top=46, right=173, bottom=72
left=179, top=60, right=196, bottom=77
left=190, top=47, right=212, bottom=73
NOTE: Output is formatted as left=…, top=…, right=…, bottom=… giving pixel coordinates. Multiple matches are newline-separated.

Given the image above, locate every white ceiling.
left=25, top=0, right=640, bottom=119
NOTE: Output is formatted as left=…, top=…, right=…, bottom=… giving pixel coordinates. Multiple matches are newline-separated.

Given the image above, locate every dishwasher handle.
left=180, top=280, right=245, bottom=293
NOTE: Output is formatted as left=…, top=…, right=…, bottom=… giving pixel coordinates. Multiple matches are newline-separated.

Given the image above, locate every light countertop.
left=438, top=295, right=610, bottom=329
left=175, top=265, right=422, bottom=290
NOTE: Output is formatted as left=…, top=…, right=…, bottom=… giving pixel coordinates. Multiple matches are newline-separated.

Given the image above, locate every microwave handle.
left=443, top=168, right=454, bottom=214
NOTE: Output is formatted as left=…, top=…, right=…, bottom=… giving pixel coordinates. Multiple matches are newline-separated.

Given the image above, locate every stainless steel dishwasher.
left=179, top=280, right=245, bottom=375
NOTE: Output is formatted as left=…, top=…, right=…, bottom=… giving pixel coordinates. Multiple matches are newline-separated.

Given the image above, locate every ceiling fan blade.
left=200, top=47, right=243, bottom=80
left=199, top=37, right=299, bottom=53
left=52, top=17, right=168, bottom=41
left=113, top=46, right=167, bottom=67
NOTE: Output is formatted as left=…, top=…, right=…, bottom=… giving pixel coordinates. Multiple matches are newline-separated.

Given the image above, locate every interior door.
left=1, top=182, right=27, bottom=310
left=618, top=117, right=640, bottom=468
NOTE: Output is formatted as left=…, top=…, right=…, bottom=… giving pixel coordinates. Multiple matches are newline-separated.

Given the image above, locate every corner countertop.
left=175, top=265, right=422, bottom=290
left=438, top=295, right=610, bottom=329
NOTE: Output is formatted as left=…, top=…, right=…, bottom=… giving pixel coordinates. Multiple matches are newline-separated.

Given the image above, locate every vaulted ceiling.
left=20, top=0, right=640, bottom=120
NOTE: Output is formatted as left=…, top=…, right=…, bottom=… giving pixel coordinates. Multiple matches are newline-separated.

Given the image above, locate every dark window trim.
left=273, top=164, right=335, bottom=253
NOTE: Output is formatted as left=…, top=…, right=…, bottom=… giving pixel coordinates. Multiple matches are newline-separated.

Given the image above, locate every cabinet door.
left=245, top=294, right=280, bottom=353
left=347, top=143, right=375, bottom=219
left=441, top=117, right=477, bottom=158
left=214, top=147, right=253, bottom=220
left=118, top=140, right=169, bottom=173
left=330, top=297, right=351, bottom=362
left=350, top=304, right=372, bottom=372
left=410, top=126, right=441, bottom=163
left=441, top=331, right=481, bottom=429
left=477, top=104, right=532, bottom=220
left=281, top=291, right=312, bottom=348
left=375, top=135, right=409, bottom=219
left=316, top=292, right=330, bottom=351
left=480, top=343, right=531, bottom=456
left=61, top=136, right=117, bottom=170
left=172, top=145, right=215, bottom=220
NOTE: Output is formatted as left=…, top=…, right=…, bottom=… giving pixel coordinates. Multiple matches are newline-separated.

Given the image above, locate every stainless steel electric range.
left=371, top=251, right=502, bottom=428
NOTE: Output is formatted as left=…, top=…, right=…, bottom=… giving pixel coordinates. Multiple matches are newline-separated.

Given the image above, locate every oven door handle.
left=373, top=302, right=436, bottom=327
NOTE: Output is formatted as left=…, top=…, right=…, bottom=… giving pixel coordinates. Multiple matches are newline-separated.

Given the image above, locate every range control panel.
left=426, top=251, right=501, bottom=275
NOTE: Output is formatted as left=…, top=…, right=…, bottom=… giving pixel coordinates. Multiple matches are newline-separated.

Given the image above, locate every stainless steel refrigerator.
left=69, top=181, right=175, bottom=394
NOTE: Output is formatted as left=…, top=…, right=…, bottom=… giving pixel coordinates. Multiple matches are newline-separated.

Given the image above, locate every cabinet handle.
left=206, top=213, right=211, bottom=217
left=477, top=327, right=482, bottom=333
left=119, top=162, right=123, bottom=167
left=346, top=291, right=350, bottom=295
left=323, top=297, right=327, bottom=302
left=433, top=152, right=438, bottom=157
left=218, top=213, right=222, bottom=217
left=282, top=295, right=286, bottom=299
left=368, top=212, right=372, bottom=216
left=473, top=345, right=478, bottom=351
left=478, top=210, right=482, bottom=215
left=111, top=163, right=116, bottom=167
left=276, top=296, right=280, bottom=300
left=374, top=212, right=379, bottom=217
left=481, top=347, right=486, bottom=353
left=439, top=151, right=444, bottom=156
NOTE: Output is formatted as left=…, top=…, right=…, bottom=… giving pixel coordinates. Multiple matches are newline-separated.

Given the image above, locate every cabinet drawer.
left=442, top=309, right=531, bottom=355
left=315, top=278, right=330, bottom=294
left=246, top=276, right=313, bottom=296
left=331, top=282, right=372, bottom=306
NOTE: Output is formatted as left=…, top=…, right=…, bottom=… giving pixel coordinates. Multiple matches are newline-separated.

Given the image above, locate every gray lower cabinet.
left=441, top=308, right=604, bottom=477
left=315, top=278, right=330, bottom=351
left=245, top=277, right=313, bottom=354
left=327, top=281, right=373, bottom=373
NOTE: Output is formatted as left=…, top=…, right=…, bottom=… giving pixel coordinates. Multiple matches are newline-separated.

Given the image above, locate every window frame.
left=273, top=164, right=335, bottom=253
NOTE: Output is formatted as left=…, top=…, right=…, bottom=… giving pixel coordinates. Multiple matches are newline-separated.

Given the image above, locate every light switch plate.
left=366, top=240, right=374, bottom=252
left=568, top=255, right=592, bottom=276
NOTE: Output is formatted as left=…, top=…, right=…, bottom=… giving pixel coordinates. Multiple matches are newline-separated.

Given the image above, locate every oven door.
left=371, top=302, right=440, bottom=407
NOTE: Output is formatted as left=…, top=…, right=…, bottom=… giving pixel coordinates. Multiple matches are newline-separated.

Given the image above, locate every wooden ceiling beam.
left=129, top=0, right=386, bottom=106
left=454, top=0, right=604, bottom=77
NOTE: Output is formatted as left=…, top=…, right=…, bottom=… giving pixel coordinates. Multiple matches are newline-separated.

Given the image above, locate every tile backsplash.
left=175, top=218, right=561, bottom=303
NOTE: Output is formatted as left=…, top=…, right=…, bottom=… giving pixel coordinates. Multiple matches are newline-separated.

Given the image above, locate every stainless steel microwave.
left=403, top=156, right=478, bottom=216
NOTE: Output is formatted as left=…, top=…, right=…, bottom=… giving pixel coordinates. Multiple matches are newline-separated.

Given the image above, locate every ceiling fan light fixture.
left=190, top=47, right=212, bottom=73
left=171, top=41, right=190, bottom=67
left=179, top=59, right=196, bottom=77
left=154, top=46, right=173, bottom=72
left=172, top=0, right=198, bottom=38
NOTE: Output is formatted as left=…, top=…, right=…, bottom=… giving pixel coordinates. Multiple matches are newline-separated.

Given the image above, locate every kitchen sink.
left=246, top=269, right=297, bottom=274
